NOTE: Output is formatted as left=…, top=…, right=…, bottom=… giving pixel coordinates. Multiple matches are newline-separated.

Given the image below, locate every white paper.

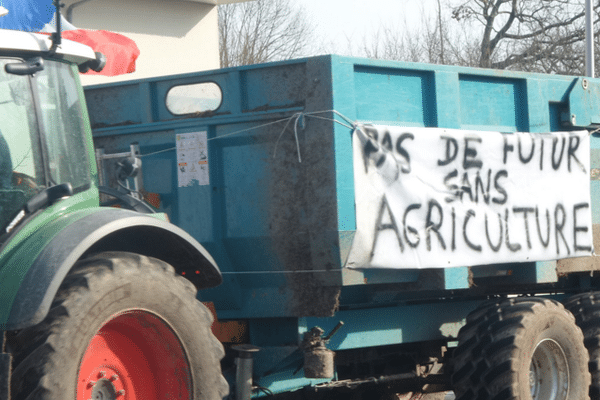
left=176, top=131, right=209, bottom=187
left=346, top=125, right=593, bottom=269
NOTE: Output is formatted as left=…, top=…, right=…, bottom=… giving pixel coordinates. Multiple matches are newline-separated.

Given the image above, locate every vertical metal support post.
left=95, top=148, right=106, bottom=187
left=0, top=332, right=11, bottom=400
left=586, top=0, right=595, bottom=77
left=233, top=345, right=259, bottom=400
left=130, top=143, right=142, bottom=200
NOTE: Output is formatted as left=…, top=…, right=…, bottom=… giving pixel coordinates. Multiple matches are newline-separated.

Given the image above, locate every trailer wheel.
left=564, top=292, right=600, bottom=400
left=451, top=297, right=590, bottom=400
left=6, top=251, right=228, bottom=400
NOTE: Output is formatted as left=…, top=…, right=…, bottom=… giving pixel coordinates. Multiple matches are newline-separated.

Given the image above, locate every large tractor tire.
left=564, top=292, right=600, bottom=400
left=451, top=297, right=590, bottom=400
left=6, top=251, right=229, bottom=400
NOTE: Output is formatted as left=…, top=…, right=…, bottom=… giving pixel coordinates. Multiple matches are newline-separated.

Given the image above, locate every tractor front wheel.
left=6, top=251, right=228, bottom=400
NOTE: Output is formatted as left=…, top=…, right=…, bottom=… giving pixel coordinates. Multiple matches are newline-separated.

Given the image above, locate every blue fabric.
left=0, top=0, right=54, bottom=32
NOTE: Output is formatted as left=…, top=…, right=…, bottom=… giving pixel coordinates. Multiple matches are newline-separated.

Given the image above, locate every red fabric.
left=62, top=29, right=140, bottom=76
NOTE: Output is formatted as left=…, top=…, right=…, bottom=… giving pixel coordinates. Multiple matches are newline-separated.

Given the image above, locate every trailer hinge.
left=566, top=77, right=600, bottom=127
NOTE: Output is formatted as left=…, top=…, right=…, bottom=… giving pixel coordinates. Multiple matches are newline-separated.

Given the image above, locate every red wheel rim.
left=77, top=311, right=192, bottom=400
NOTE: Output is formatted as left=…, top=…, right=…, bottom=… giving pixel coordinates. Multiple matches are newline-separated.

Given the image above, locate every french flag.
left=0, top=0, right=139, bottom=76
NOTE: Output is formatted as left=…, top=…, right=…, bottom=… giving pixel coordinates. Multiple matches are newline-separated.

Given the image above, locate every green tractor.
left=0, top=15, right=227, bottom=400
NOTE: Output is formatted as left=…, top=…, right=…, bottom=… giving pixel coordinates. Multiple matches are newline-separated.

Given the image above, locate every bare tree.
left=362, top=26, right=421, bottom=62
left=219, top=0, right=316, bottom=67
left=451, top=0, right=600, bottom=73
left=360, top=2, right=480, bottom=67
left=358, top=0, right=600, bottom=75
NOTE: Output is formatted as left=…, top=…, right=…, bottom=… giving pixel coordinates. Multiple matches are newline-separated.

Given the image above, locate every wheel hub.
left=91, top=379, right=117, bottom=400
left=529, top=338, right=569, bottom=400
left=76, top=311, right=192, bottom=400
left=82, top=367, right=126, bottom=400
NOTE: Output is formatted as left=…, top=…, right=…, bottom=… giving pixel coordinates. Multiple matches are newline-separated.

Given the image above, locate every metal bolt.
left=583, top=79, right=589, bottom=89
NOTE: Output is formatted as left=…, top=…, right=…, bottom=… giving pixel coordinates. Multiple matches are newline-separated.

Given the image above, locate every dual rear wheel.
left=564, top=292, right=600, bottom=400
left=452, top=297, right=591, bottom=400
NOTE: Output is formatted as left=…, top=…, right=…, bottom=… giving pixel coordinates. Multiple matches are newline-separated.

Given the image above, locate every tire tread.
left=452, top=297, right=590, bottom=400
left=7, top=252, right=227, bottom=400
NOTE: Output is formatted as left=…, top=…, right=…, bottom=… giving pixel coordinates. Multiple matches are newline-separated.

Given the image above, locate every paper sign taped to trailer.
left=346, top=125, right=593, bottom=269
left=176, top=131, right=209, bottom=187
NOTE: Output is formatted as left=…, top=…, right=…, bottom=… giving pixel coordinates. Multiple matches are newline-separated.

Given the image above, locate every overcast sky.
left=296, top=0, right=438, bottom=54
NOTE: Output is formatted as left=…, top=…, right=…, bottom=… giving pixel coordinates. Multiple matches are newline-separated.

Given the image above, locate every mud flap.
left=0, top=352, right=10, bottom=400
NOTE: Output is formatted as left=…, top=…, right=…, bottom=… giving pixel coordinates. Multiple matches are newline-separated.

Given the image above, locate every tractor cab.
left=0, top=29, right=103, bottom=235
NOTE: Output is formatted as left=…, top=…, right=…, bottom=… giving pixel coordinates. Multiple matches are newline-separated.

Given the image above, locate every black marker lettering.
left=539, top=139, right=544, bottom=171
left=396, top=133, right=414, bottom=173
left=362, top=126, right=380, bottom=173
left=460, top=172, right=473, bottom=202
left=485, top=212, right=503, bottom=252
left=474, top=169, right=491, bottom=204
left=535, top=207, right=551, bottom=248
left=513, top=207, right=535, bottom=249
left=382, top=131, right=393, bottom=151
left=552, top=137, right=566, bottom=170
left=426, top=200, right=446, bottom=251
left=463, top=209, right=482, bottom=251
left=438, top=136, right=459, bottom=166
left=503, top=136, right=514, bottom=164
left=573, top=203, right=592, bottom=252
left=568, top=135, right=584, bottom=173
left=492, top=170, right=508, bottom=205
left=505, top=209, right=521, bottom=252
left=403, top=203, right=421, bottom=248
left=451, top=207, right=456, bottom=251
left=554, top=204, right=570, bottom=255
left=518, top=135, right=535, bottom=163
left=444, top=169, right=459, bottom=203
left=463, top=136, right=483, bottom=169
left=463, top=210, right=481, bottom=251
left=371, top=195, right=404, bottom=260
left=375, top=153, right=387, bottom=168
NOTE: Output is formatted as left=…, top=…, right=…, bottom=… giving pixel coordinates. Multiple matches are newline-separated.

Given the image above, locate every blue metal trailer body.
left=86, top=55, right=600, bottom=396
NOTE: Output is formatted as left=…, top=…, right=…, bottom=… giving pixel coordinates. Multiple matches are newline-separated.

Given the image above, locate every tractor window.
left=0, top=58, right=92, bottom=234
left=0, top=59, right=45, bottom=230
left=35, top=61, right=90, bottom=190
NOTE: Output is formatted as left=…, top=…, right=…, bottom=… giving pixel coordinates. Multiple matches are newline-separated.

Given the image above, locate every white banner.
left=346, top=125, right=593, bottom=269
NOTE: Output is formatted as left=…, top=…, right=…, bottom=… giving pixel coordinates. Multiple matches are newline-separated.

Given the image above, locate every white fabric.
left=346, top=125, right=593, bottom=269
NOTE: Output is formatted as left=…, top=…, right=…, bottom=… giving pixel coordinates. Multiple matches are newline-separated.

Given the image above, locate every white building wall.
left=62, top=0, right=222, bottom=85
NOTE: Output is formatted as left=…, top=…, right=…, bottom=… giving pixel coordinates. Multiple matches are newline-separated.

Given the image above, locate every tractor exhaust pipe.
left=233, top=345, right=260, bottom=400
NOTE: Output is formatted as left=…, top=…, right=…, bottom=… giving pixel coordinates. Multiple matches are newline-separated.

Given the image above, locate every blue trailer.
left=85, top=55, right=600, bottom=399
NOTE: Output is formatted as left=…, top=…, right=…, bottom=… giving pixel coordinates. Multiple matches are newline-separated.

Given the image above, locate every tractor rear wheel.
left=6, top=251, right=228, bottom=400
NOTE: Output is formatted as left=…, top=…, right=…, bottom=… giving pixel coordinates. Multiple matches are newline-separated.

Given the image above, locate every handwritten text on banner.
left=346, top=125, right=593, bottom=269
